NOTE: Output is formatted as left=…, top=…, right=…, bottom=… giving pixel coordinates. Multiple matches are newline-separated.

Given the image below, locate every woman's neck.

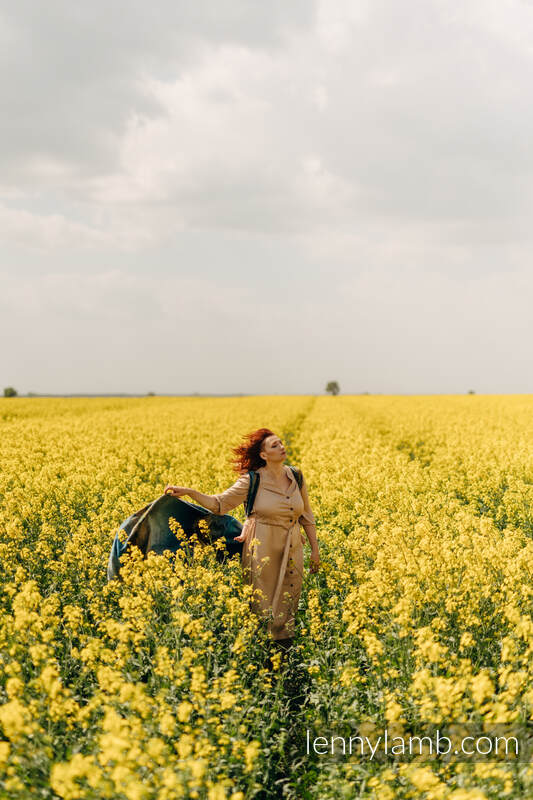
left=262, top=463, right=286, bottom=479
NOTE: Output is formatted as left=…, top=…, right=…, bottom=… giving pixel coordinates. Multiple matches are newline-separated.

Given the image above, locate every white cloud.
left=0, top=205, right=110, bottom=249
left=316, top=0, right=370, bottom=52
left=0, top=268, right=255, bottom=322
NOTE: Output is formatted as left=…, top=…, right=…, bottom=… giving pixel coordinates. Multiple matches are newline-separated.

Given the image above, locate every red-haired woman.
left=164, top=429, right=320, bottom=653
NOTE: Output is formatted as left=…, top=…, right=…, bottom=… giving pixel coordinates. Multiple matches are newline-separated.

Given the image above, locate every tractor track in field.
left=280, top=396, right=317, bottom=468
left=256, top=395, right=321, bottom=800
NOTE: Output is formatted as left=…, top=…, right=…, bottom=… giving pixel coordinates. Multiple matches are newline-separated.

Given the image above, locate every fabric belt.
left=252, top=515, right=297, bottom=529
left=271, top=519, right=300, bottom=619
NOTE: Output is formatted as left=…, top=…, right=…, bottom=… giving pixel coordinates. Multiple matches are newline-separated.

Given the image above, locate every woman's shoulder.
left=288, top=464, right=304, bottom=486
left=235, top=471, right=252, bottom=486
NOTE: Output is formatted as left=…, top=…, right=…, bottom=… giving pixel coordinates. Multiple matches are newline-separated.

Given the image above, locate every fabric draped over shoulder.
left=213, top=472, right=251, bottom=516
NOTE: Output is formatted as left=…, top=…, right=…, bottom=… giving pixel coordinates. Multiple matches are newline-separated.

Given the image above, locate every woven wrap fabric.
left=107, top=494, right=244, bottom=581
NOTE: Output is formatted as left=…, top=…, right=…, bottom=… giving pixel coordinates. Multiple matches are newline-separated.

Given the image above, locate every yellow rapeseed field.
left=0, top=395, right=532, bottom=799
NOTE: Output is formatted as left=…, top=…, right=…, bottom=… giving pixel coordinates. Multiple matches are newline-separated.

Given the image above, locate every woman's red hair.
left=231, top=428, right=276, bottom=473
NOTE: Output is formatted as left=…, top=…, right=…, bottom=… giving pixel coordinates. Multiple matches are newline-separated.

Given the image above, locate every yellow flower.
left=244, top=740, right=261, bottom=772
left=190, top=758, right=206, bottom=780
left=385, top=699, right=404, bottom=723
left=5, top=678, right=23, bottom=698
left=159, top=712, right=175, bottom=737
left=0, top=741, right=11, bottom=763
left=470, top=672, right=495, bottom=706
left=177, top=701, right=194, bottom=723
left=50, top=753, right=98, bottom=800
left=408, top=766, right=445, bottom=798
left=176, top=734, right=194, bottom=759
left=208, top=784, right=228, bottom=800
left=0, top=699, right=33, bottom=742
left=219, top=693, right=237, bottom=710
left=459, top=632, right=475, bottom=649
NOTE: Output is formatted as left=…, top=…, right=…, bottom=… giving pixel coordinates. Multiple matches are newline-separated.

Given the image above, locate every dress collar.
left=258, top=465, right=295, bottom=494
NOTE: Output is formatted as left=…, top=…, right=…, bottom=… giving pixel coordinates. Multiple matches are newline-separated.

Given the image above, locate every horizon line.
left=1, top=391, right=528, bottom=399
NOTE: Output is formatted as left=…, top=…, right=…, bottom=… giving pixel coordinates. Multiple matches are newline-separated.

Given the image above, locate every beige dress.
left=213, top=465, right=316, bottom=641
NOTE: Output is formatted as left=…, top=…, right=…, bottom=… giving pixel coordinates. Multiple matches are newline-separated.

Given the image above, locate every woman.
left=164, top=428, right=320, bottom=652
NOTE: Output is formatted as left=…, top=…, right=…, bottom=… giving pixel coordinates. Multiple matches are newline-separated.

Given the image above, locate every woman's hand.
left=164, top=485, right=190, bottom=498
left=309, top=547, right=320, bottom=574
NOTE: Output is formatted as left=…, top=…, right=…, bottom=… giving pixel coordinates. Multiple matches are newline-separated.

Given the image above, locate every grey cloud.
left=0, top=0, right=315, bottom=183
left=4, top=0, right=533, bottom=245
left=307, top=1, right=533, bottom=230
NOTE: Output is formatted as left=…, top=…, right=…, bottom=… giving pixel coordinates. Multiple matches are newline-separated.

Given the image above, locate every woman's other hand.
left=309, top=547, right=320, bottom=574
left=164, top=485, right=190, bottom=498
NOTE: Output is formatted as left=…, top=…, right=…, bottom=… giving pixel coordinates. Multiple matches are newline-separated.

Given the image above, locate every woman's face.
left=260, top=434, right=286, bottom=464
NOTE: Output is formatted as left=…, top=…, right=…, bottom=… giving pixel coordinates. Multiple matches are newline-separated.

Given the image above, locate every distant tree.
left=147, top=391, right=156, bottom=396
left=325, top=381, right=340, bottom=396
left=467, top=389, right=476, bottom=395
left=3, top=387, right=17, bottom=397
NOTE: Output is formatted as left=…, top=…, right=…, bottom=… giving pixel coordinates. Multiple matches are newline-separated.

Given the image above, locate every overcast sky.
left=1, top=0, right=533, bottom=395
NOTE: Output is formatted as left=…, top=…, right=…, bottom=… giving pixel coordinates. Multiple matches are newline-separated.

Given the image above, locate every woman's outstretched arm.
left=164, top=473, right=250, bottom=515
left=164, top=484, right=219, bottom=512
